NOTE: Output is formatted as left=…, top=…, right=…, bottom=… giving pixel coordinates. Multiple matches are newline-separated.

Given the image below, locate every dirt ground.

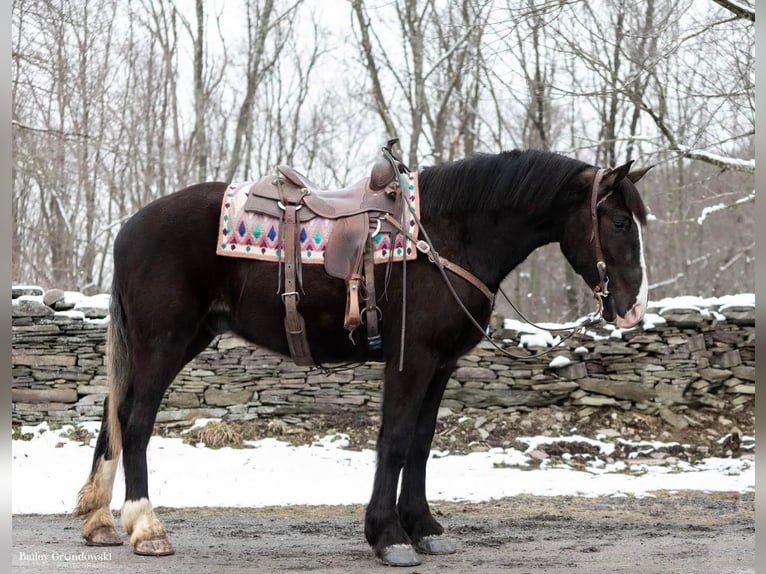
left=12, top=493, right=754, bottom=573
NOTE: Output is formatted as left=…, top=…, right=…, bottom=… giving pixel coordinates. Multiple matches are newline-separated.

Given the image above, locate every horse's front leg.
left=397, top=360, right=458, bottom=555
left=365, top=353, right=439, bottom=566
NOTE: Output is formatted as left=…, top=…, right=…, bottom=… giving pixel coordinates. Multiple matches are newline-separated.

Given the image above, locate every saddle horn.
left=369, top=157, right=397, bottom=191
left=370, top=138, right=408, bottom=191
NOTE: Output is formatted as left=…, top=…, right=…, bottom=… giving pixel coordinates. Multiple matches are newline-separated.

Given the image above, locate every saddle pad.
left=216, top=173, right=420, bottom=264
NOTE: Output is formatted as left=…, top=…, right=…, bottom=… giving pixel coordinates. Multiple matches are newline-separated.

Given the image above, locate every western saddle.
left=243, top=140, right=413, bottom=366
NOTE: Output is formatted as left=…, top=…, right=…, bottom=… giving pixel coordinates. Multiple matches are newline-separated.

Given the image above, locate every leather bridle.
left=589, top=168, right=611, bottom=312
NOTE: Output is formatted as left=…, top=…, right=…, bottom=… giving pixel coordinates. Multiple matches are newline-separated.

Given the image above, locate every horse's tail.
left=106, top=284, right=130, bottom=459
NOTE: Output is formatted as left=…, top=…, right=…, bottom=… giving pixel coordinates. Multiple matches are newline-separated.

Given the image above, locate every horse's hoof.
left=134, top=537, right=175, bottom=556
left=415, top=534, right=457, bottom=555
left=377, top=544, right=421, bottom=566
left=84, top=526, right=123, bottom=546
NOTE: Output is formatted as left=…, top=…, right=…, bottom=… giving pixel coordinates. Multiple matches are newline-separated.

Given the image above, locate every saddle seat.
left=277, top=165, right=397, bottom=219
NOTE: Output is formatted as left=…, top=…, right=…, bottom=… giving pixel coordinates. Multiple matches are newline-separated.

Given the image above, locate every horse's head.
left=560, top=161, right=651, bottom=329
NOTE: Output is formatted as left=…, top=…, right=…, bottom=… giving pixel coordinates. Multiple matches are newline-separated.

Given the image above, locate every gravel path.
left=12, top=492, right=753, bottom=573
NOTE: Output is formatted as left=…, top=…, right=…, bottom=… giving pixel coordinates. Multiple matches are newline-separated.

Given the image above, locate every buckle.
left=579, top=311, right=603, bottom=328
left=281, top=291, right=300, bottom=303
left=277, top=201, right=303, bottom=212
left=416, top=240, right=438, bottom=263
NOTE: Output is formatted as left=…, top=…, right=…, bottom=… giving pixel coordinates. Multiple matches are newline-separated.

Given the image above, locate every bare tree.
left=710, top=0, right=754, bottom=21
left=178, top=0, right=209, bottom=182
left=636, top=1, right=754, bottom=174
left=349, top=0, right=399, bottom=143
left=11, top=0, right=754, bottom=314
left=224, top=0, right=297, bottom=182
left=350, top=0, right=489, bottom=167
left=13, top=0, right=121, bottom=288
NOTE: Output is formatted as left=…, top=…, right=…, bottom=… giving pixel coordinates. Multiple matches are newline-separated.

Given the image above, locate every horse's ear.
left=600, top=161, right=634, bottom=189
left=626, top=164, right=654, bottom=184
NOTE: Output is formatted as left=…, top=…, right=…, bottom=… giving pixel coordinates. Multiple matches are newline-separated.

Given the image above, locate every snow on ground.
left=11, top=421, right=754, bottom=515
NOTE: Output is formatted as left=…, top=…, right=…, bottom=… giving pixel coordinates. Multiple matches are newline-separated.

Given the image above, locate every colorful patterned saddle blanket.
left=216, top=172, right=419, bottom=266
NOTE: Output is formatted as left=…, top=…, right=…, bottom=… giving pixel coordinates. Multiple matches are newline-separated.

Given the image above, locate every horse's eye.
left=614, top=218, right=629, bottom=231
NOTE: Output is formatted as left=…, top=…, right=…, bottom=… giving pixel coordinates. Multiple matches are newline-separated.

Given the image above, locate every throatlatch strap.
left=281, top=204, right=314, bottom=366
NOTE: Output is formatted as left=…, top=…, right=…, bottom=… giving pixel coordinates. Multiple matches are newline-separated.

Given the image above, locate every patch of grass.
left=184, top=420, right=244, bottom=449
left=265, top=419, right=288, bottom=436
left=525, top=457, right=545, bottom=470
left=539, top=440, right=601, bottom=458
left=12, top=426, right=33, bottom=441
left=60, top=425, right=95, bottom=445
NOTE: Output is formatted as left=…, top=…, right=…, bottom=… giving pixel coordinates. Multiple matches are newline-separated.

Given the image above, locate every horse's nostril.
left=615, top=303, right=644, bottom=328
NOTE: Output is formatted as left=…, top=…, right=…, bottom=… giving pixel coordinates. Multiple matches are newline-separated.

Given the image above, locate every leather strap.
left=382, top=213, right=494, bottom=303
left=363, top=236, right=382, bottom=349
left=590, top=168, right=609, bottom=299
left=430, top=252, right=495, bottom=302
left=281, top=203, right=314, bottom=366
left=344, top=274, right=362, bottom=331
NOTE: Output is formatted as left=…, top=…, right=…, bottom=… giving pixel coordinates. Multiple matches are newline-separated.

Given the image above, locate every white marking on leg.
left=121, top=498, right=167, bottom=546
left=99, top=458, right=119, bottom=497
left=77, top=457, right=119, bottom=538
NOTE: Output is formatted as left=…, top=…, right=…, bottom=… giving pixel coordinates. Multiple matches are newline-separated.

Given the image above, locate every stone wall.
left=12, top=287, right=754, bottom=427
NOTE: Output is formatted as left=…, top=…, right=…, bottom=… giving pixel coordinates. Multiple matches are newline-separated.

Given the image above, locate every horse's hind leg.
left=119, top=327, right=214, bottom=556
left=118, top=373, right=174, bottom=556
left=76, top=286, right=215, bottom=555
left=397, top=360, right=458, bottom=555
left=75, top=396, right=122, bottom=546
left=76, top=315, right=130, bottom=546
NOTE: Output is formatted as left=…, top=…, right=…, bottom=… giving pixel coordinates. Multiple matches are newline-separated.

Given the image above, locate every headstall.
left=589, top=168, right=611, bottom=313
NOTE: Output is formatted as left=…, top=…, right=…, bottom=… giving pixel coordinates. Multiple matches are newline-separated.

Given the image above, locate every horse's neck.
left=426, top=209, right=560, bottom=290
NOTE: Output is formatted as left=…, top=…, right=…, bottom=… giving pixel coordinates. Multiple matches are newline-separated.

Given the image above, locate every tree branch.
left=697, top=190, right=755, bottom=224
left=639, top=101, right=755, bottom=173
left=350, top=0, right=399, bottom=140
left=710, top=0, right=755, bottom=21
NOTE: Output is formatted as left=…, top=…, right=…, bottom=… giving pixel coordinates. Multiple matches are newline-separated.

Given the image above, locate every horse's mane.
left=417, top=149, right=647, bottom=224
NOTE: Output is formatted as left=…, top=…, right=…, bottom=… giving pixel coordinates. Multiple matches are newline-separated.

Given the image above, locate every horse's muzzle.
left=615, top=302, right=645, bottom=329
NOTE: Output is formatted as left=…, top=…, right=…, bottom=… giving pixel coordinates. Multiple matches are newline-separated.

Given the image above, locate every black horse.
left=76, top=149, right=649, bottom=566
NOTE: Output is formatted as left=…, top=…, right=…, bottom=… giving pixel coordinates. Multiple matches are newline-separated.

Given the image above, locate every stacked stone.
left=158, top=340, right=385, bottom=424
left=479, top=300, right=755, bottom=427
left=12, top=287, right=109, bottom=424
left=12, top=287, right=755, bottom=426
